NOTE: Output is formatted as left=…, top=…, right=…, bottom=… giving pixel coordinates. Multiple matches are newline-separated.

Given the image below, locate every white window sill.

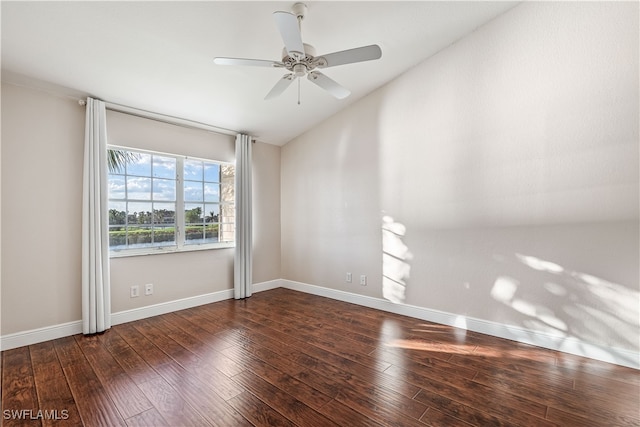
left=109, top=242, right=235, bottom=258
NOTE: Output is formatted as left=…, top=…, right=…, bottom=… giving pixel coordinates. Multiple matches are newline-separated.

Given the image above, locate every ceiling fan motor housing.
left=282, top=43, right=322, bottom=76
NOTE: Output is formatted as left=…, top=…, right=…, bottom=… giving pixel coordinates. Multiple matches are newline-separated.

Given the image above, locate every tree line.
left=109, top=207, right=220, bottom=227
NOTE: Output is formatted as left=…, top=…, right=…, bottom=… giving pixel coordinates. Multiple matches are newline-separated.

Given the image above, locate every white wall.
left=253, top=140, right=282, bottom=283
left=1, top=83, right=85, bottom=334
left=281, top=1, right=639, bottom=358
left=0, top=79, right=3, bottom=335
left=1, top=82, right=281, bottom=335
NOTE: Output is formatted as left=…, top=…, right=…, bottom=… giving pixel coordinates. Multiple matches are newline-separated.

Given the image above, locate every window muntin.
left=107, top=147, right=234, bottom=254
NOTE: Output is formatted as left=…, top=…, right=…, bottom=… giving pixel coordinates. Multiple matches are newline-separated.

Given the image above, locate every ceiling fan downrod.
left=292, top=2, right=307, bottom=25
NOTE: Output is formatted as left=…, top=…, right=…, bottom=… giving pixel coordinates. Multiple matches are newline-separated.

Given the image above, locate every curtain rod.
left=79, top=98, right=238, bottom=137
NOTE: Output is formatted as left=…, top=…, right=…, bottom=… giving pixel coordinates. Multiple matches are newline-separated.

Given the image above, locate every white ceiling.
left=1, top=1, right=518, bottom=145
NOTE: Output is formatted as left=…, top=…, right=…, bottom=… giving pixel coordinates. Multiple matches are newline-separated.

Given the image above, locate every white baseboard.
left=0, top=281, right=278, bottom=351
left=280, top=279, right=640, bottom=370
left=0, top=320, right=83, bottom=351
left=252, top=279, right=284, bottom=293
left=3, top=278, right=638, bottom=370
left=112, top=280, right=280, bottom=327
left=111, top=288, right=234, bottom=326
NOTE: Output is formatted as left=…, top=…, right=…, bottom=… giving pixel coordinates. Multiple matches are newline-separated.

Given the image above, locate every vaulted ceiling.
left=1, top=1, right=518, bottom=145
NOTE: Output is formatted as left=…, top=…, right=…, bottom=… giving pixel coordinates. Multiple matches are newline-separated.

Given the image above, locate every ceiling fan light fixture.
left=293, top=63, right=307, bottom=77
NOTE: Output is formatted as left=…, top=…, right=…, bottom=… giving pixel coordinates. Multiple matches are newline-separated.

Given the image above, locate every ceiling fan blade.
left=265, top=74, right=296, bottom=100
left=307, top=72, right=350, bottom=99
left=273, top=11, right=305, bottom=58
left=317, top=44, right=382, bottom=68
left=213, top=57, right=283, bottom=68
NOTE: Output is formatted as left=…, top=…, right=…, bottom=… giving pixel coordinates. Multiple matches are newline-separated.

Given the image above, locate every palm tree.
left=107, top=149, right=140, bottom=173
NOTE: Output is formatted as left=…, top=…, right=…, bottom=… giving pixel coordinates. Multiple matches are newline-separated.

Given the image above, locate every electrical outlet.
left=144, top=283, right=153, bottom=296
left=130, top=285, right=139, bottom=298
left=360, top=275, right=367, bottom=286
left=346, top=272, right=352, bottom=283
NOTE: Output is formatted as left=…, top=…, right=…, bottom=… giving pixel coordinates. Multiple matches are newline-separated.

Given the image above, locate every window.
left=108, top=147, right=234, bottom=255
left=183, top=158, right=235, bottom=245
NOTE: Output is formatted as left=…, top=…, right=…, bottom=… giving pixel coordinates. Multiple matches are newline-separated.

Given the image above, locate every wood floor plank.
left=235, top=355, right=334, bottom=411
left=2, top=289, right=638, bottom=427
left=96, top=329, right=131, bottom=355
left=388, top=364, right=551, bottom=426
left=58, top=351, right=126, bottom=426
left=97, top=329, right=161, bottom=385
left=102, top=344, right=161, bottom=386
left=292, top=357, right=428, bottom=426
left=52, top=337, right=119, bottom=424
left=153, top=362, right=250, bottom=426
left=472, top=366, right=640, bottom=423
left=420, top=406, right=476, bottom=427
left=29, top=342, right=82, bottom=426
left=290, top=345, right=421, bottom=401
left=317, top=398, right=387, bottom=427
left=1, top=347, right=41, bottom=427
left=546, top=405, right=640, bottom=427
left=131, top=317, right=246, bottom=403
left=333, top=382, right=428, bottom=427
left=51, top=336, right=85, bottom=368
left=555, top=352, right=640, bottom=386
left=136, top=376, right=210, bottom=427
left=232, top=370, right=339, bottom=426
left=168, top=310, right=238, bottom=352
left=74, top=335, right=154, bottom=419
left=448, top=351, right=570, bottom=384
left=157, top=313, right=244, bottom=377
left=113, top=323, right=174, bottom=367
left=220, top=343, right=307, bottom=383
left=124, top=408, right=170, bottom=427
left=132, top=319, right=201, bottom=370
left=29, top=341, right=66, bottom=381
left=372, top=346, right=478, bottom=382
left=236, top=303, right=393, bottom=373
left=414, top=388, right=518, bottom=427
left=227, top=390, right=296, bottom=427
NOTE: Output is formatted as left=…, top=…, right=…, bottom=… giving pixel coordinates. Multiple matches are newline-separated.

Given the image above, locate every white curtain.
left=234, top=133, right=253, bottom=299
left=82, top=97, right=111, bottom=334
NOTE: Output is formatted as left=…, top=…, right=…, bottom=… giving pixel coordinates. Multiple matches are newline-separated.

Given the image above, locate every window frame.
left=107, top=145, right=235, bottom=258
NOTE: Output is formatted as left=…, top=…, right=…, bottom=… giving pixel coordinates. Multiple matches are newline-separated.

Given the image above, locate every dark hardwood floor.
left=2, top=288, right=639, bottom=426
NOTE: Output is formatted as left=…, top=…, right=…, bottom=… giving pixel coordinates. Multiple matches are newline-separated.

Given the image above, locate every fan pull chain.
left=297, top=77, right=301, bottom=105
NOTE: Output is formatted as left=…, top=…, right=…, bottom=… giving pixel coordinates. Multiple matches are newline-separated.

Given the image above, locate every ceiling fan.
left=213, top=3, right=382, bottom=102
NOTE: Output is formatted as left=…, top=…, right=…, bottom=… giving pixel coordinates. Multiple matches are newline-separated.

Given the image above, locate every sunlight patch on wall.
left=492, top=253, right=640, bottom=353
left=543, top=282, right=567, bottom=296
left=576, top=272, right=639, bottom=326
left=516, top=253, right=564, bottom=274
left=490, top=276, right=519, bottom=303
left=382, top=215, right=412, bottom=303
left=491, top=275, right=569, bottom=334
